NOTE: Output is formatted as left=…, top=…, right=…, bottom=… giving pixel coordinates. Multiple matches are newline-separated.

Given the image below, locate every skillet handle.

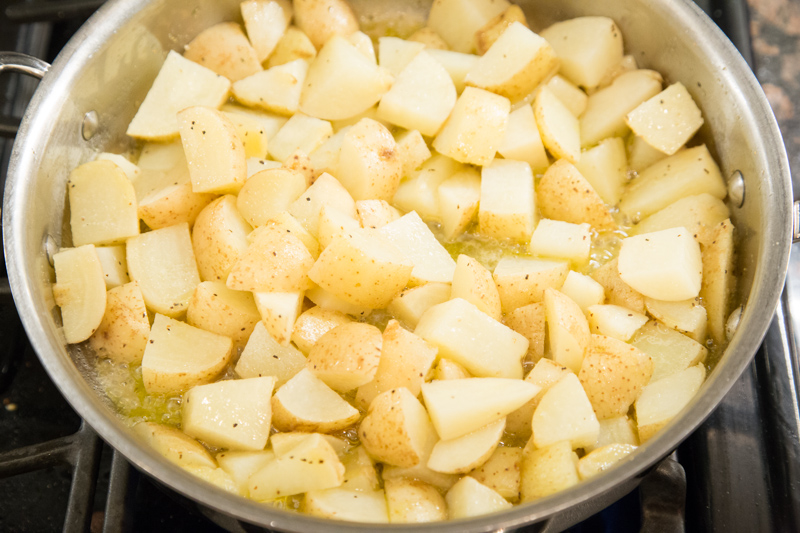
left=0, top=51, right=50, bottom=79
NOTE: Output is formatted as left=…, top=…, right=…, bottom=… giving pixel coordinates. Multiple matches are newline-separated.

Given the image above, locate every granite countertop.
left=748, top=0, right=800, bottom=188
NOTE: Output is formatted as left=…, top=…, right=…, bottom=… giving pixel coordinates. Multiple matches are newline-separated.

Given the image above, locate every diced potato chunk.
left=645, top=297, right=707, bottom=342
left=574, top=137, right=627, bottom=206
left=437, top=169, right=481, bottom=240
left=392, top=154, right=464, bottom=219
left=451, top=254, right=501, bottom=321
left=505, top=359, right=571, bottom=438
left=236, top=321, right=306, bottom=386
left=618, top=227, right=703, bottom=301
left=306, top=323, right=382, bottom=393
left=407, top=27, right=449, bottom=49
left=395, top=130, right=432, bottom=179
left=182, top=377, right=276, bottom=451
left=337, top=118, right=402, bottom=201
left=68, top=160, right=139, bottom=247
left=560, top=271, right=605, bottom=313
left=475, top=4, right=529, bottom=55
left=387, top=283, right=452, bottom=329
left=585, top=415, right=639, bottom=452
left=544, top=288, right=590, bottom=374
left=465, top=22, right=559, bottom=102
left=530, top=219, right=592, bottom=264
left=237, top=168, right=307, bottom=228
left=537, top=160, right=616, bottom=231
left=586, top=304, right=648, bottom=341
left=590, top=258, right=645, bottom=314
left=385, top=478, right=447, bottom=524
left=428, top=418, right=505, bottom=474
left=291, top=306, right=353, bottom=354
left=186, top=281, right=260, bottom=350
left=240, top=0, right=292, bottom=62
left=498, top=105, right=549, bottom=172
left=427, top=0, right=510, bottom=53
left=192, top=195, right=252, bottom=282
left=520, top=440, right=579, bottom=501
left=89, top=282, right=149, bottom=364
left=141, top=314, right=233, bottom=394
left=635, top=363, right=705, bottom=442
left=288, top=173, right=356, bottom=236
left=415, top=298, right=528, bottom=379
left=293, top=0, right=358, bottom=49
left=126, top=223, right=201, bottom=317
left=134, top=422, right=217, bottom=469
left=534, top=86, right=580, bottom=163
left=379, top=211, right=456, bottom=284
left=546, top=75, right=588, bottom=117
left=305, top=488, right=389, bottom=523
left=630, top=320, right=707, bottom=382
left=433, top=87, right=510, bottom=166
left=626, top=82, right=704, bottom=155
left=52, top=245, right=107, bottom=344
left=506, top=303, right=546, bottom=362
left=469, top=446, right=522, bottom=501
left=378, top=37, right=425, bottom=76
left=216, top=450, right=276, bottom=496
left=446, top=476, right=512, bottom=518
left=268, top=113, right=332, bottom=162
left=271, top=368, right=360, bottom=432
left=701, top=219, right=736, bottom=345
left=427, top=49, right=480, bottom=93
left=232, top=59, right=308, bottom=116
left=253, top=290, right=304, bottom=345
left=532, top=373, right=599, bottom=449
left=184, top=22, right=261, bottom=82
left=578, top=443, right=636, bottom=480
left=493, top=257, right=570, bottom=312
left=632, top=193, right=730, bottom=248
left=479, top=159, right=536, bottom=242
left=127, top=51, right=230, bottom=140
left=267, top=26, right=317, bottom=68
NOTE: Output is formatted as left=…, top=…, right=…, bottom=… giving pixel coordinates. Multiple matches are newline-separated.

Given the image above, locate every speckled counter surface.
left=748, top=0, right=800, bottom=187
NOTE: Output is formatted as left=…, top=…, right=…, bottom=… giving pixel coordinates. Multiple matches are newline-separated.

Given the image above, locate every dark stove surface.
left=1, top=1, right=799, bottom=532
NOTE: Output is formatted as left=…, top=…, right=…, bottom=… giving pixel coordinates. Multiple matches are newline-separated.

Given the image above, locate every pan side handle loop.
left=0, top=51, right=50, bottom=79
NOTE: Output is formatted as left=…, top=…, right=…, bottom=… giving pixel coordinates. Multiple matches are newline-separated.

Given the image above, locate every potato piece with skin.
left=427, top=0, right=510, bottom=53
left=451, top=254, right=501, bottom=321
left=446, top=476, right=512, bottom=519
left=306, top=284, right=371, bottom=318
left=505, top=302, right=545, bottom=362
left=469, top=446, right=522, bottom=501
left=644, top=297, right=708, bottom=342
left=631, top=193, right=730, bottom=248
left=635, top=363, right=705, bottom=442
left=137, top=172, right=215, bottom=231
left=545, top=288, right=591, bottom=374
left=293, top=0, right=358, bottom=49
left=226, top=225, right=314, bottom=293
left=236, top=168, right=307, bottom=228
left=271, top=368, right=360, bottom=432
left=248, top=433, right=345, bottom=500
left=253, top=290, right=304, bottom=346
left=493, top=257, right=570, bottom=313
left=626, top=82, right=704, bottom=156
left=378, top=37, right=425, bottom=77
left=433, top=87, right=510, bottom=166
left=182, top=376, right=276, bottom=451
left=240, top=0, right=292, bottom=63
left=379, top=211, right=457, bottom=284
left=270, top=432, right=349, bottom=458
left=96, top=152, right=140, bottom=180
left=221, top=103, right=288, bottom=141
left=340, top=445, right=379, bottom=491
left=387, top=283, right=452, bottom=330
left=134, top=422, right=217, bottom=470
left=358, top=387, right=438, bottom=468
left=538, top=160, right=616, bottom=231
left=534, top=86, right=580, bottom=164
left=183, top=22, right=261, bottom=82
left=560, top=271, right=605, bottom=313
left=95, top=245, right=129, bottom=290
left=309, top=127, right=348, bottom=178
left=532, top=373, right=599, bottom=450
left=422, top=378, right=539, bottom=440
left=232, top=59, right=307, bottom=116
left=497, top=105, right=549, bottom=172
left=257, top=211, right=320, bottom=259
left=416, top=298, right=528, bottom=379
left=291, top=306, right=352, bottom=354
left=126, top=223, right=201, bottom=318
left=235, top=321, right=305, bottom=387
left=89, top=282, right=149, bottom=364
left=308, top=229, right=413, bottom=308
left=585, top=415, right=639, bottom=453
left=317, top=204, right=362, bottom=249
left=178, top=106, right=246, bottom=194
left=574, top=137, right=627, bottom=207
left=288, top=173, right=357, bottom=236
left=428, top=418, right=505, bottom=474
left=385, top=478, right=448, bottom=524
left=579, top=335, right=653, bottom=420
left=355, top=320, right=438, bottom=410
left=268, top=113, right=332, bottom=162
left=546, top=75, right=588, bottom=117
left=408, top=27, right=449, bottom=50
left=127, top=51, right=231, bottom=141
left=187, top=281, right=260, bottom=349
left=68, top=160, right=139, bottom=247
left=300, top=36, right=394, bottom=121
left=356, top=199, right=402, bottom=229
left=465, top=22, right=559, bottom=103
left=305, top=488, right=389, bottom=523
left=337, top=118, right=402, bottom=201
left=627, top=133, right=668, bottom=173
left=476, top=4, right=529, bottom=55
left=52, top=245, right=107, bottom=345
left=438, top=168, right=481, bottom=240
left=377, top=51, right=457, bottom=137
left=520, top=440, right=580, bottom=502
left=216, top=450, right=276, bottom=496
left=586, top=304, right=649, bottom=342
left=393, top=154, right=464, bottom=220
left=701, top=219, right=735, bottom=345
left=219, top=109, right=269, bottom=159
left=192, top=195, right=252, bottom=282
left=141, top=314, right=233, bottom=394
left=306, top=322, right=382, bottom=393
left=427, top=49, right=479, bottom=94
left=591, top=258, right=645, bottom=314
left=433, top=358, right=472, bottom=380
left=530, top=219, right=592, bottom=265
left=267, top=26, right=317, bottom=68
left=395, top=130, right=431, bottom=179
left=479, top=159, right=536, bottom=242
left=505, top=358, right=571, bottom=439
left=578, top=443, right=637, bottom=480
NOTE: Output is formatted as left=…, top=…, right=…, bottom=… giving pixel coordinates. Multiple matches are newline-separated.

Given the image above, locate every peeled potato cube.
left=235, top=321, right=304, bottom=386
left=546, top=75, right=588, bottom=117
left=221, top=102, right=288, bottom=141
left=530, top=219, right=592, bottom=264
left=253, top=290, right=304, bottom=346
left=356, top=199, right=402, bottom=230
left=133, top=422, right=216, bottom=469
left=520, top=440, right=579, bottom=501
left=308, top=229, right=413, bottom=308
left=385, top=478, right=447, bottom=524
left=300, top=36, right=393, bottom=121
left=306, top=322, right=382, bottom=393
left=537, top=159, right=616, bottom=231
left=560, top=271, right=605, bottom=313
left=635, top=363, right=705, bottom=442
left=479, top=159, right=536, bottom=242
left=393, top=154, right=464, bottom=219
left=540, top=17, right=623, bottom=90
left=533, top=373, right=599, bottom=449
left=192, top=195, right=252, bottom=282
left=591, top=258, right=645, bottom=314
left=421, top=378, right=539, bottom=440
left=89, top=282, right=149, bottom=364
left=178, top=106, right=246, bottom=194
left=415, top=298, right=528, bottom=379
left=505, top=358, right=571, bottom=438
left=432, top=358, right=472, bottom=381
left=288, top=173, right=356, bottom=236
left=451, top=254, right=502, bottom=321
left=68, top=160, right=139, bottom=247
left=291, top=306, right=353, bottom=354
left=626, top=82, right=704, bottom=156
left=427, top=0, right=510, bottom=53
left=377, top=50, right=457, bottom=137
left=237, top=168, right=307, bottom=228
left=631, top=193, right=730, bottom=248
left=305, top=488, right=389, bottom=523
left=469, top=446, right=522, bottom=501
left=586, top=304, right=649, bottom=341
left=475, top=4, right=529, bottom=55
left=644, top=297, right=708, bottom=342
left=306, top=284, right=371, bottom=318
left=446, top=476, right=512, bottom=519
left=379, top=211, right=457, bottom=284
left=268, top=112, right=332, bottom=162
left=293, top=0, right=358, bottom=49
left=497, top=105, right=549, bottom=172
left=127, top=51, right=230, bottom=140
left=271, top=368, right=360, bottom=432
left=94, top=245, right=129, bottom=290
left=493, top=256, right=570, bottom=312
left=382, top=463, right=459, bottom=492
left=395, top=130, right=432, bottom=179
left=378, top=37, right=425, bottom=77
left=574, top=137, right=627, bottom=206
left=232, top=59, right=307, bottom=116
left=126, top=223, right=201, bottom=318
left=387, top=283, right=452, bottom=329
left=141, top=314, right=233, bottom=394
left=187, top=281, right=260, bottom=349
left=618, top=227, right=703, bottom=301
left=627, top=133, right=668, bottom=173
left=270, top=431, right=349, bottom=458
left=182, top=376, right=276, bottom=451
left=544, top=288, right=591, bottom=374
left=427, top=418, right=505, bottom=474
left=52, top=245, right=107, bottom=344
left=358, top=387, right=439, bottom=468
left=240, top=0, right=292, bottom=62
left=337, top=118, right=402, bottom=201
left=340, top=445, right=379, bottom=491
left=427, top=49, right=480, bottom=93
left=465, top=22, right=558, bottom=102
left=267, top=26, right=317, bottom=68
left=534, top=85, right=580, bottom=164
left=433, top=86, right=510, bottom=166
left=701, top=219, right=735, bottom=345
left=247, top=433, right=345, bottom=500
left=578, top=443, right=637, bottom=480
left=630, top=320, right=707, bottom=382
left=216, top=449, right=276, bottom=496
left=585, top=415, right=639, bottom=453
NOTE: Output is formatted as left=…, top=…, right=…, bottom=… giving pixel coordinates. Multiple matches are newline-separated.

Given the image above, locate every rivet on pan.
left=728, top=170, right=745, bottom=208
left=725, top=305, right=743, bottom=341
left=44, top=234, right=58, bottom=267
left=81, top=110, right=99, bottom=141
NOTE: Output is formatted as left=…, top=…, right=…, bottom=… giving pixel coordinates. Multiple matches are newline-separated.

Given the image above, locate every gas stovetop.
left=1, top=1, right=799, bottom=532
